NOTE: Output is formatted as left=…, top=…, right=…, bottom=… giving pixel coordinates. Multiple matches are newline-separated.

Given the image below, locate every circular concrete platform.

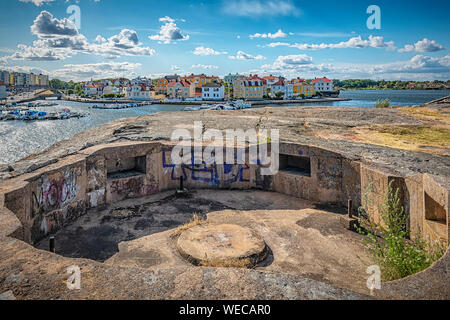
left=177, top=224, right=267, bottom=267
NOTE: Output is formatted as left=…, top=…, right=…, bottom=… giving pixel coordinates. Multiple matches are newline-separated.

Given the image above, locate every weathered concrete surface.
left=177, top=224, right=267, bottom=265
left=34, top=190, right=314, bottom=261
left=0, top=238, right=370, bottom=300
left=1, top=106, right=449, bottom=181
left=103, top=194, right=373, bottom=295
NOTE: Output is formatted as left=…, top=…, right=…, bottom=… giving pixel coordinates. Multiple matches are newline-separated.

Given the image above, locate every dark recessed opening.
left=279, top=154, right=311, bottom=177
left=107, top=156, right=146, bottom=179
left=424, top=192, right=447, bottom=224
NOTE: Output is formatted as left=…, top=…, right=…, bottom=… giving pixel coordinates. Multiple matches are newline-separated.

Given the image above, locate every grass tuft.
left=375, top=99, right=391, bottom=108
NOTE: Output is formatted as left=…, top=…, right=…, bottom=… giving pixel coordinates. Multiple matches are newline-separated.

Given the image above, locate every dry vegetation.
left=199, top=257, right=253, bottom=269
left=170, top=213, right=207, bottom=238
left=352, top=106, right=450, bottom=156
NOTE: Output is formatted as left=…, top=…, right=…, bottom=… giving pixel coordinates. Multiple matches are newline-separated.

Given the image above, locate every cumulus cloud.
left=253, top=54, right=450, bottom=80
left=19, top=0, right=54, bottom=6
left=250, top=29, right=287, bottom=39
left=267, top=35, right=395, bottom=50
left=223, top=0, right=300, bottom=17
left=191, top=64, right=219, bottom=69
left=51, top=62, right=141, bottom=81
left=149, top=16, right=189, bottom=44
left=192, top=46, right=227, bottom=56
left=229, top=51, right=266, bottom=60
left=398, top=38, right=445, bottom=53
left=31, top=11, right=78, bottom=38
left=2, top=11, right=155, bottom=61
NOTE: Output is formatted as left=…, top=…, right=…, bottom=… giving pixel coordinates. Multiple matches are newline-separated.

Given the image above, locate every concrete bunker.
left=0, top=140, right=449, bottom=295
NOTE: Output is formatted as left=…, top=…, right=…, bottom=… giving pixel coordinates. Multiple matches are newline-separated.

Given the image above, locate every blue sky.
left=0, top=0, right=449, bottom=81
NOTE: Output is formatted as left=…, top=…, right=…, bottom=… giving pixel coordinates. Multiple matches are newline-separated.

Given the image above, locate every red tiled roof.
left=167, top=80, right=191, bottom=88
left=263, top=75, right=277, bottom=80
left=273, top=80, right=284, bottom=86
left=311, top=77, right=332, bottom=83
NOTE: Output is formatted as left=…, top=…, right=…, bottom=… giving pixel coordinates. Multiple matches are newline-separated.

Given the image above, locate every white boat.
left=232, top=100, right=251, bottom=109
left=183, top=106, right=201, bottom=111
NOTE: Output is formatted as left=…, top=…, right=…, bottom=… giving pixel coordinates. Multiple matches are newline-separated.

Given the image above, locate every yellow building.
left=292, top=80, right=315, bottom=97
left=233, top=77, right=264, bottom=100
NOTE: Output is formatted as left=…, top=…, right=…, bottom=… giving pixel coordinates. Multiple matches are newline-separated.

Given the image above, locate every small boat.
left=37, top=112, right=47, bottom=120
left=46, top=112, right=58, bottom=120
left=183, top=106, right=201, bottom=111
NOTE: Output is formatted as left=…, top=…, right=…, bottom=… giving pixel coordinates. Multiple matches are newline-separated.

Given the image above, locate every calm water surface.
left=0, top=89, right=449, bottom=165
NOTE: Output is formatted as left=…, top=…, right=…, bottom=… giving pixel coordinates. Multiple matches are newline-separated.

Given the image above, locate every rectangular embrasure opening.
left=279, top=154, right=311, bottom=177
left=424, top=192, right=447, bottom=224
left=107, top=156, right=146, bottom=179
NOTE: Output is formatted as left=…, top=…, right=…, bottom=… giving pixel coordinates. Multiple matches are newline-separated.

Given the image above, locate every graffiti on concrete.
left=162, top=148, right=249, bottom=186
left=109, top=175, right=158, bottom=198
left=316, top=157, right=342, bottom=189
left=31, top=168, right=80, bottom=217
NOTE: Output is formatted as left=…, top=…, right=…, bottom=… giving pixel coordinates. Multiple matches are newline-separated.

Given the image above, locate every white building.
left=83, top=84, right=98, bottom=96
left=0, top=81, right=6, bottom=100
left=311, top=77, right=334, bottom=92
left=202, top=83, right=224, bottom=101
left=125, top=84, right=151, bottom=100
left=284, top=83, right=293, bottom=99
left=271, top=79, right=285, bottom=98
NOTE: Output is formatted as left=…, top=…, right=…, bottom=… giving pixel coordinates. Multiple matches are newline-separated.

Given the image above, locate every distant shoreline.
left=61, top=97, right=350, bottom=105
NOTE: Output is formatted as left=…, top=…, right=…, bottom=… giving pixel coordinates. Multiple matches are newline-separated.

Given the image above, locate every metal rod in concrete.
left=49, top=236, right=55, bottom=253
left=348, top=199, right=353, bottom=218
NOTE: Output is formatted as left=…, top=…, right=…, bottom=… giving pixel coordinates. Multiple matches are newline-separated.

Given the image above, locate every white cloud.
left=398, top=38, right=445, bottom=53
left=267, top=35, right=395, bottom=50
left=253, top=54, right=450, bottom=80
left=51, top=62, right=141, bottom=81
left=149, top=16, right=189, bottom=44
left=191, top=64, right=219, bottom=69
left=192, top=46, right=227, bottom=56
left=250, top=29, right=287, bottom=39
left=2, top=11, right=155, bottom=61
left=229, top=51, right=266, bottom=60
left=223, top=0, right=300, bottom=17
left=19, top=0, right=54, bottom=6
left=171, top=65, right=181, bottom=71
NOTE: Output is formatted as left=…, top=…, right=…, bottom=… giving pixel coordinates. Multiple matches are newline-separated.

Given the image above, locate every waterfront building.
left=233, top=76, right=265, bottom=100
left=0, top=81, right=6, bottom=100
left=271, top=79, right=286, bottom=97
left=311, top=77, right=334, bottom=93
left=125, top=84, right=151, bottom=100
left=291, top=79, right=315, bottom=97
left=201, top=82, right=224, bottom=101
left=0, top=71, right=9, bottom=86
left=224, top=73, right=241, bottom=85
left=182, top=74, right=207, bottom=88
left=167, top=80, right=191, bottom=99
left=263, top=75, right=279, bottom=87
left=156, top=75, right=180, bottom=94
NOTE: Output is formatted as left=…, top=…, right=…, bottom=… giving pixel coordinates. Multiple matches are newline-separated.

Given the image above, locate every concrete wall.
left=0, top=141, right=449, bottom=248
